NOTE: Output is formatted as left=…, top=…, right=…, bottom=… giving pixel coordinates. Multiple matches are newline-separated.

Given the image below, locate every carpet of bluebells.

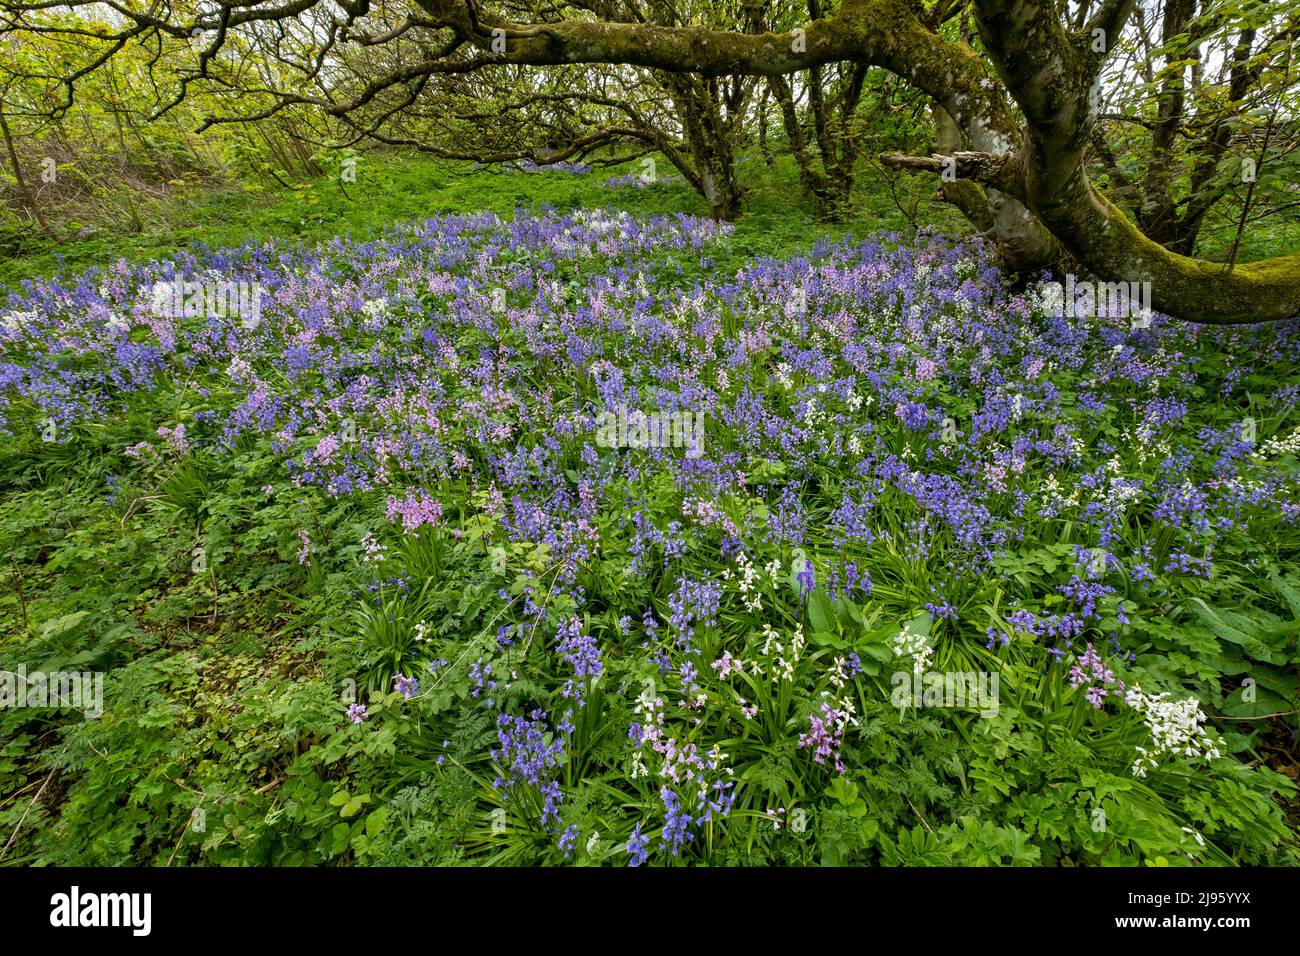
left=2, top=208, right=1298, bottom=866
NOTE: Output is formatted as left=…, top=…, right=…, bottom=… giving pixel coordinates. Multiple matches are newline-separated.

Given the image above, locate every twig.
left=907, top=797, right=934, bottom=834
left=254, top=777, right=285, bottom=795
left=1214, top=709, right=1300, bottom=721
left=9, top=557, right=27, bottom=630
left=166, top=794, right=206, bottom=867
left=878, top=150, right=1017, bottom=191
left=0, top=765, right=57, bottom=861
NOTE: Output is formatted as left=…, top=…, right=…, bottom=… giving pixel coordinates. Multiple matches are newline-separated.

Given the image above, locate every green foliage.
left=0, top=157, right=1296, bottom=869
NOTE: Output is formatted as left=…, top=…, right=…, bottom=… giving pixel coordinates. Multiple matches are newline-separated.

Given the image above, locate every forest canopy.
left=1, top=1, right=1298, bottom=320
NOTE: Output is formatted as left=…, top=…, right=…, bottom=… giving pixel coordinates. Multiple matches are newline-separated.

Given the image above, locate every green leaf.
left=328, top=823, right=351, bottom=854
left=1188, top=599, right=1284, bottom=664
left=905, top=610, right=934, bottom=638
left=827, top=776, right=860, bottom=806
left=1266, top=572, right=1300, bottom=619
left=365, top=807, right=388, bottom=839
left=808, top=590, right=835, bottom=635
left=788, top=548, right=809, bottom=597
left=860, top=643, right=893, bottom=662
left=39, top=610, right=91, bottom=638
left=810, top=630, right=849, bottom=649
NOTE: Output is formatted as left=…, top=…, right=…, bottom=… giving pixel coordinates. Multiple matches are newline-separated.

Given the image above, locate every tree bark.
left=972, top=0, right=1300, bottom=323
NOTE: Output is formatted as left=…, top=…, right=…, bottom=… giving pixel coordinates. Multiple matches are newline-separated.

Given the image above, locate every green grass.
left=1, top=150, right=966, bottom=288
left=7, top=147, right=1297, bottom=290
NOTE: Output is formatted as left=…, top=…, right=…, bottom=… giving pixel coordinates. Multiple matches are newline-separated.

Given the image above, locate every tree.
left=1088, top=0, right=1300, bottom=259
left=323, top=1, right=765, bottom=220
left=2, top=0, right=1298, bottom=322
